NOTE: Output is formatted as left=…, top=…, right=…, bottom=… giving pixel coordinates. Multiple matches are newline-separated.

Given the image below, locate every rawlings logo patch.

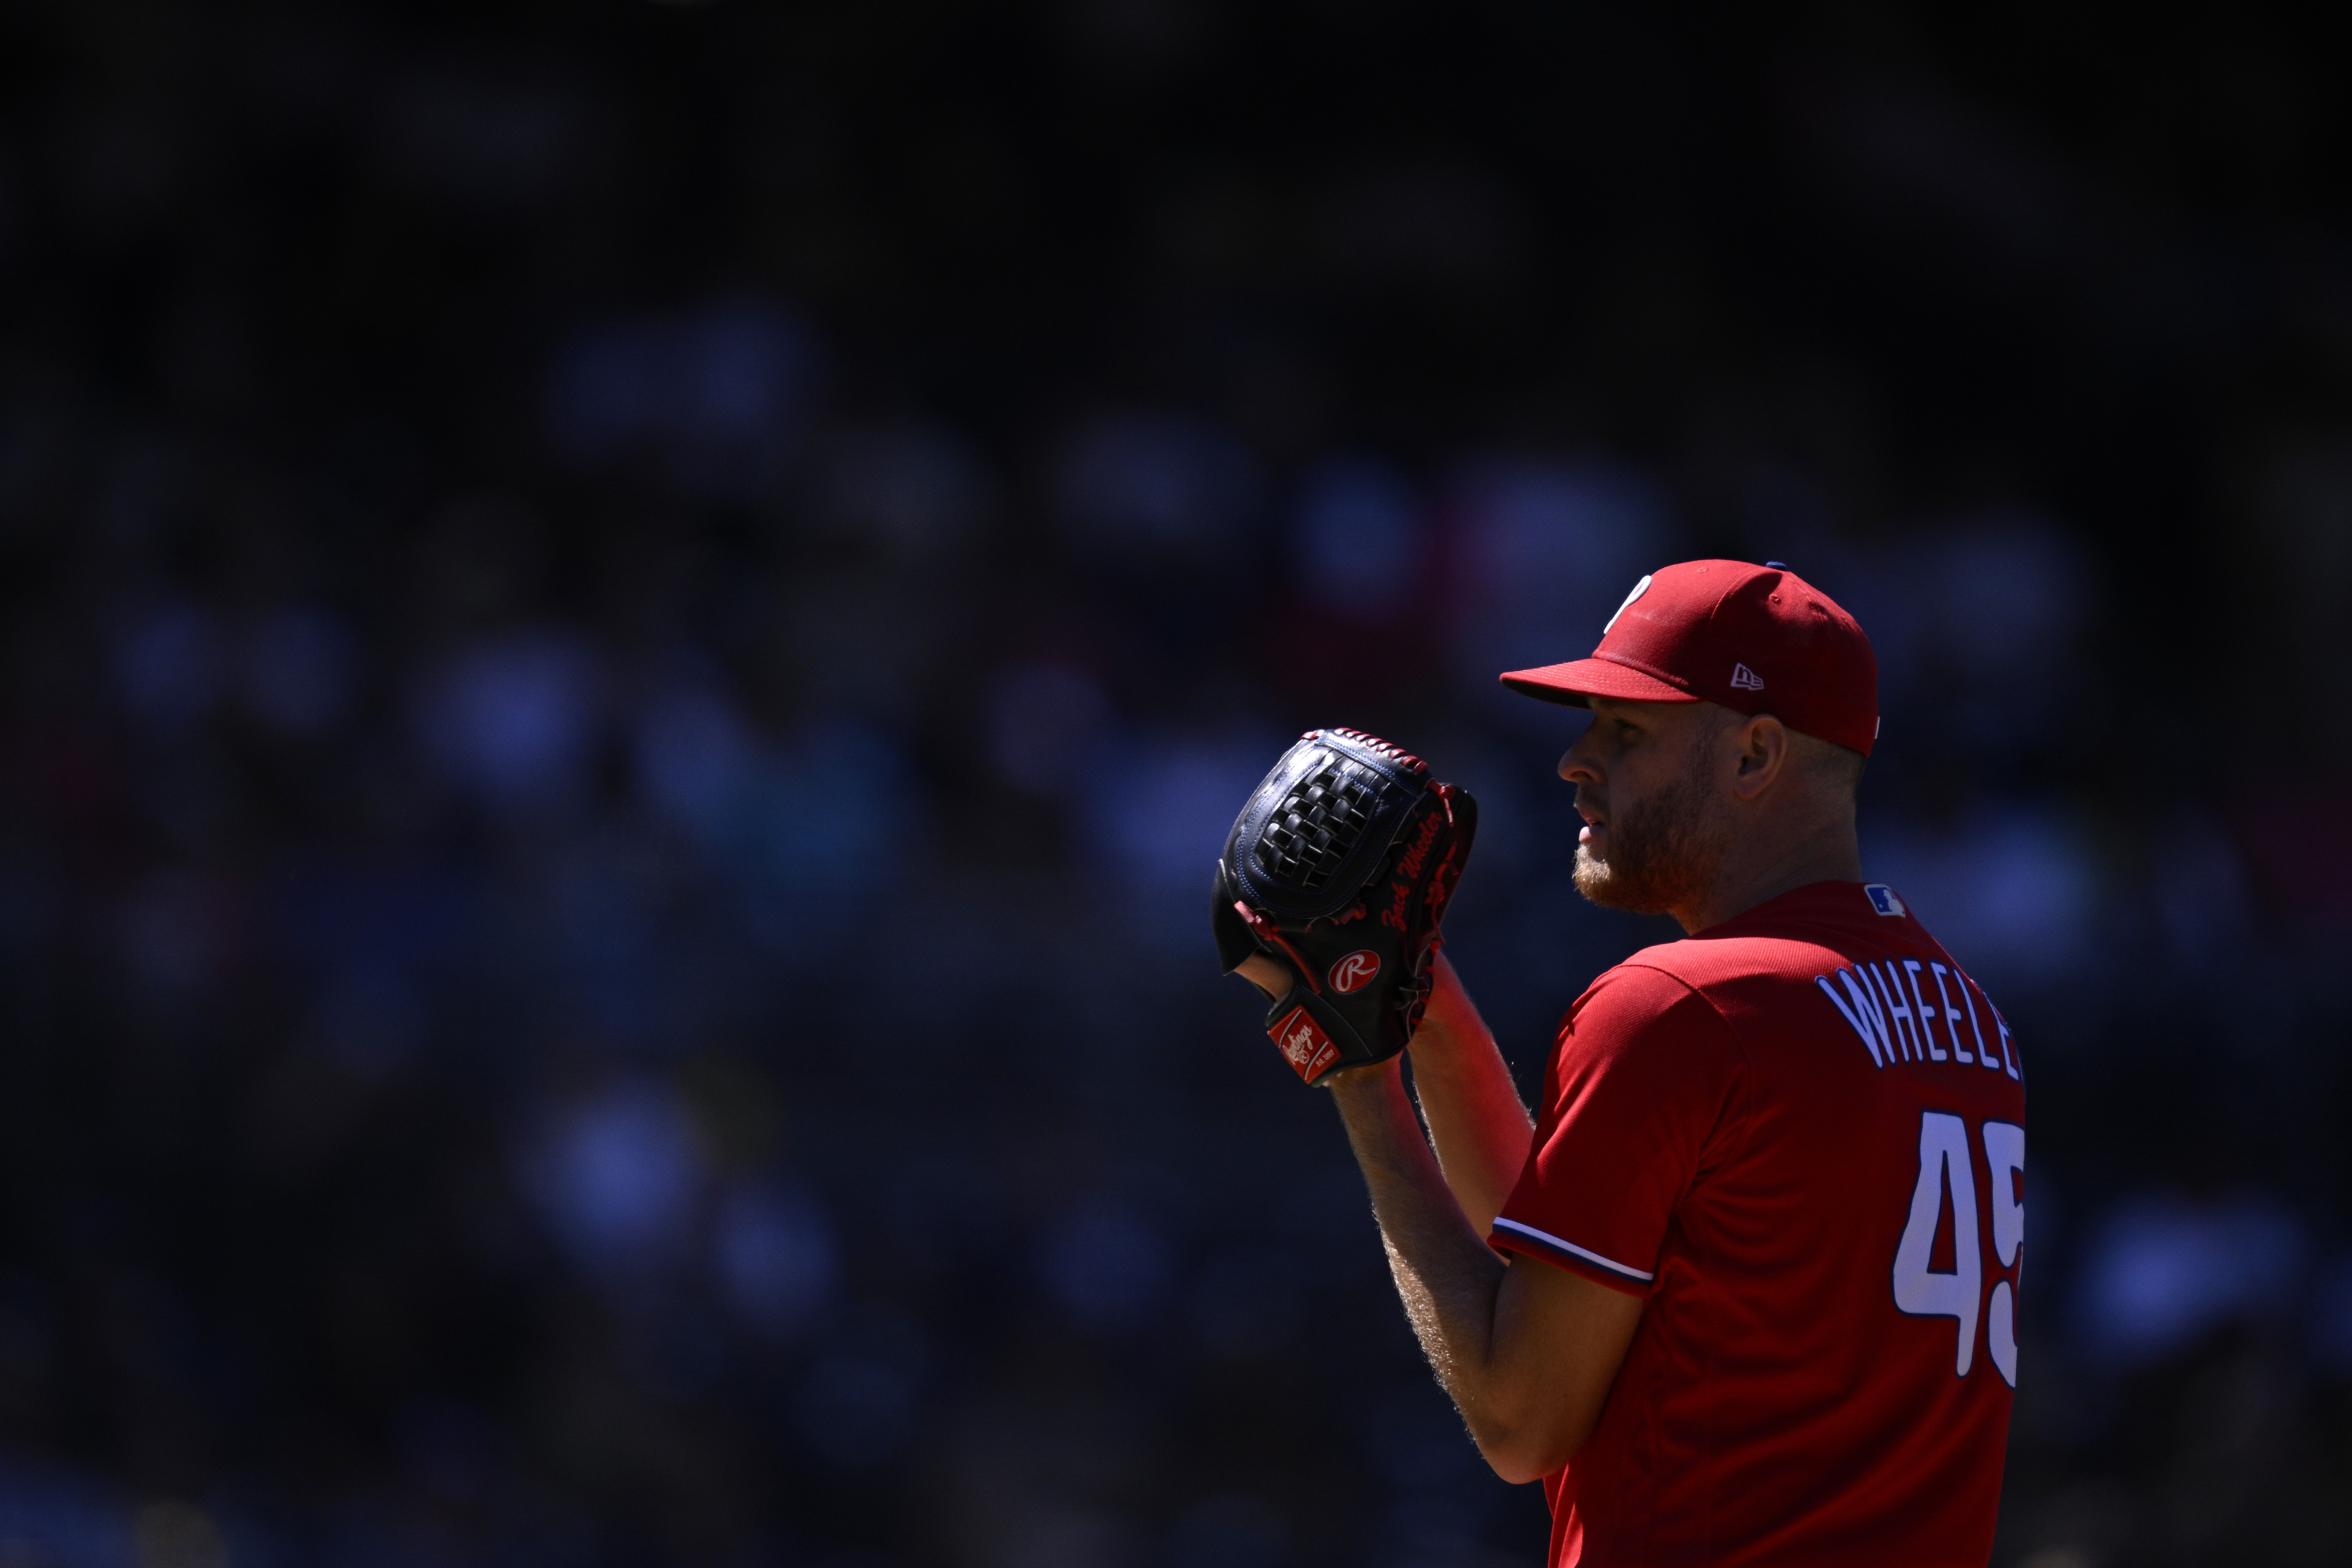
left=1327, top=950, right=1381, bottom=994
left=1270, top=1006, right=1341, bottom=1081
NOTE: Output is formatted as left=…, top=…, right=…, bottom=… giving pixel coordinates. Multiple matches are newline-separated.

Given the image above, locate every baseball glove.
left=1212, top=728, right=1476, bottom=1084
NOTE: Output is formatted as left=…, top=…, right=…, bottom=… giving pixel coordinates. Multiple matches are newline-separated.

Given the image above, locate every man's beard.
left=1572, top=761, right=1732, bottom=917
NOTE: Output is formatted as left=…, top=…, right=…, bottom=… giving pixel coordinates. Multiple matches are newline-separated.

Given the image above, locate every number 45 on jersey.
left=1895, top=1113, right=2024, bottom=1387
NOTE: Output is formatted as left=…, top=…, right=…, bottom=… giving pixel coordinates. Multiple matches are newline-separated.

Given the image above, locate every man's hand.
left=1325, top=1056, right=1645, bottom=1482
left=1233, top=952, right=1290, bottom=998
left=1212, top=729, right=1475, bottom=1084
left=1257, top=948, right=1529, bottom=1235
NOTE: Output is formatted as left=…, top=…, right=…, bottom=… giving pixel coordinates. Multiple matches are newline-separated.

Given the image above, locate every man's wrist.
left=1321, top=1052, right=1405, bottom=1096
left=1410, top=956, right=1476, bottom=1045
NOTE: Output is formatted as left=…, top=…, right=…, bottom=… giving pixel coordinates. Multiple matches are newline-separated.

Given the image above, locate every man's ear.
left=1729, top=715, right=1787, bottom=801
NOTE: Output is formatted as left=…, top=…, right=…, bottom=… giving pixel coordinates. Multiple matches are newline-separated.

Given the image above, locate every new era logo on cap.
left=1864, top=884, right=1906, bottom=917
left=1730, top=662, right=1764, bottom=691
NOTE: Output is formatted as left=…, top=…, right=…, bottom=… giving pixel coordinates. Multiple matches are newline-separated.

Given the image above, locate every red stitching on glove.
left=1327, top=727, right=1428, bottom=775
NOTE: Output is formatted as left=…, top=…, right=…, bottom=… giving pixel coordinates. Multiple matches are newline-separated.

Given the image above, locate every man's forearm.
left=1325, top=1055, right=1645, bottom=1482
left=1326, top=1057, right=1510, bottom=1415
left=1407, top=955, right=1535, bottom=1234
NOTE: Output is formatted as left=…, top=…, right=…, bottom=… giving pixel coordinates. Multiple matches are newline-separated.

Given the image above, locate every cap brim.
left=1497, top=656, right=1699, bottom=707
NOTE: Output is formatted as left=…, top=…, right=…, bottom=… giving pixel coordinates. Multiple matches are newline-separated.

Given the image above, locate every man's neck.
left=1672, top=817, right=1863, bottom=935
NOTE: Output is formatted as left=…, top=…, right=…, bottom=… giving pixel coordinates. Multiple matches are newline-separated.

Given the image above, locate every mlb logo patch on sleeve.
left=1864, top=884, right=1906, bottom=917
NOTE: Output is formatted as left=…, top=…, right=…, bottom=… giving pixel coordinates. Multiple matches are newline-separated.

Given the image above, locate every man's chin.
left=1572, top=846, right=1668, bottom=915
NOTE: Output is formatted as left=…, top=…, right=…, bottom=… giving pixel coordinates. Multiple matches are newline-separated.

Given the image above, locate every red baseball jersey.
left=1490, top=880, right=2025, bottom=1567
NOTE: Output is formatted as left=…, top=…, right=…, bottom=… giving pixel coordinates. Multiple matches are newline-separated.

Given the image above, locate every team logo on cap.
left=1731, top=662, right=1765, bottom=691
left=1328, top=950, right=1381, bottom=994
left=1603, top=574, right=1653, bottom=633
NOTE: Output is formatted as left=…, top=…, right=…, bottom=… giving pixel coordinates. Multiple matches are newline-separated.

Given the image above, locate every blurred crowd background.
left=3, top=2, right=2351, bottom=1565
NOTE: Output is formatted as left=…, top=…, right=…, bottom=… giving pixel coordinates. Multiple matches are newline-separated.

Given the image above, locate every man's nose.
left=1558, top=723, right=1604, bottom=785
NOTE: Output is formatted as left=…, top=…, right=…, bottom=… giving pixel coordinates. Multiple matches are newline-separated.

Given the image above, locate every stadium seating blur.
left=2, top=4, right=2349, bottom=1565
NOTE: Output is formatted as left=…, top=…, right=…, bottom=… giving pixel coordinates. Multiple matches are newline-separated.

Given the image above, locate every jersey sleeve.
left=1490, top=962, right=1748, bottom=1296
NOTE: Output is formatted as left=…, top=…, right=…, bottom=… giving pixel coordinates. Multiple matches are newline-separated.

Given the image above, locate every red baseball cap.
left=1498, top=559, right=1880, bottom=755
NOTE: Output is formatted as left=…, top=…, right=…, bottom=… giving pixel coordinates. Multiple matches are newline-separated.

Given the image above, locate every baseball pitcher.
left=1214, top=560, right=2022, bottom=1566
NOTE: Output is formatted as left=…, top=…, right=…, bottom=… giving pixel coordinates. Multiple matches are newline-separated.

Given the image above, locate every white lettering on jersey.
left=1991, top=1003, right=2019, bottom=1080
left=1856, top=964, right=1901, bottom=1060
left=1981, top=1121, right=2026, bottom=1388
left=1817, top=973, right=1887, bottom=1068
left=1902, top=960, right=1946, bottom=1061
left=1893, top=1112, right=1982, bottom=1377
left=1819, top=962, right=2014, bottom=1080
left=1870, top=962, right=1920, bottom=1060
left=1927, top=962, right=1972, bottom=1062
left=1956, top=977, right=1994, bottom=1070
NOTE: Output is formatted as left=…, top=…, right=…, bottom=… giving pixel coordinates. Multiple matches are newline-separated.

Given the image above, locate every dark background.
left=3, top=2, right=2350, bottom=1565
